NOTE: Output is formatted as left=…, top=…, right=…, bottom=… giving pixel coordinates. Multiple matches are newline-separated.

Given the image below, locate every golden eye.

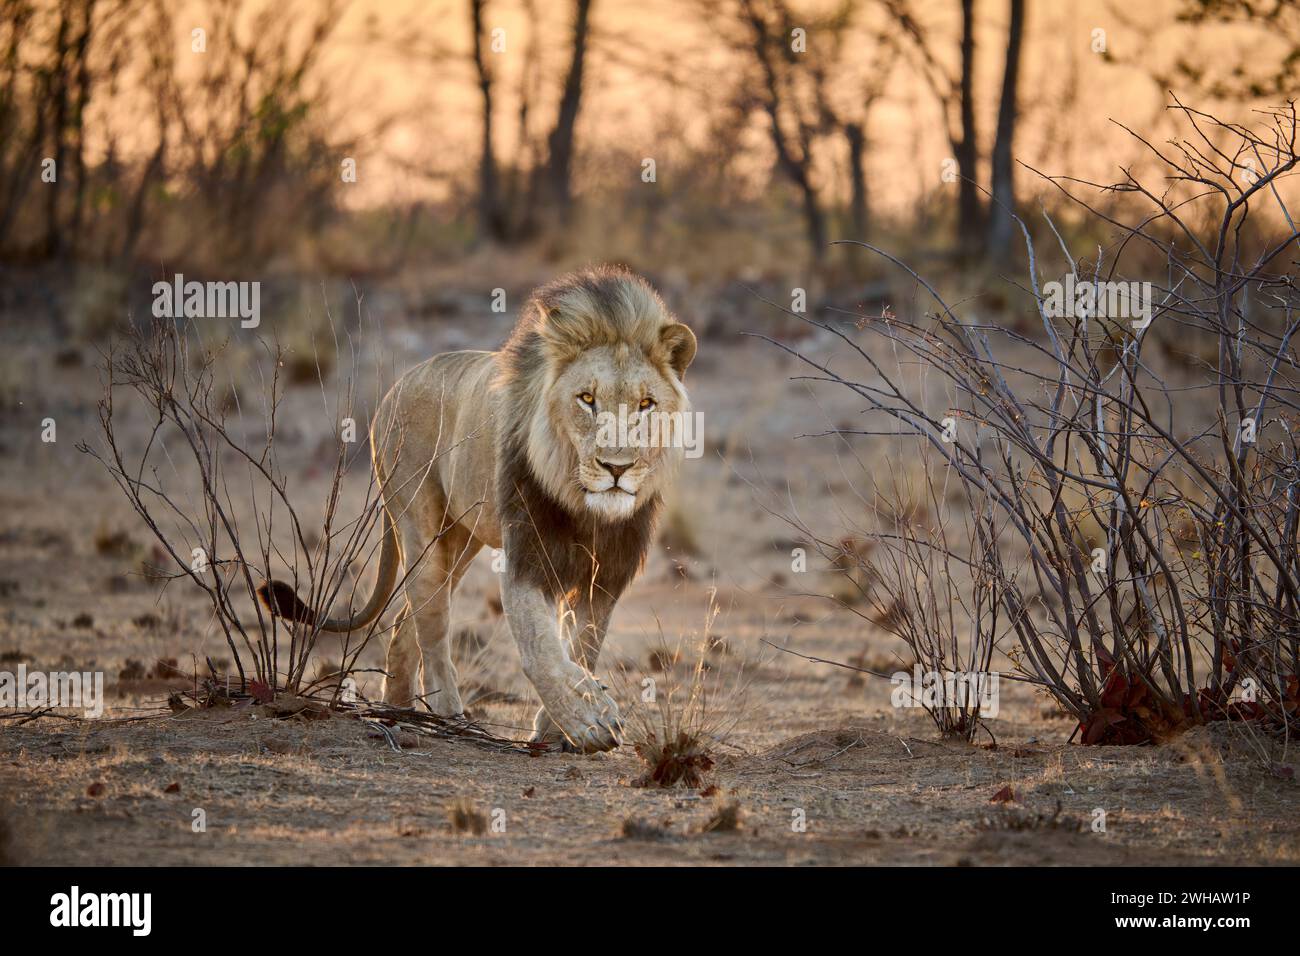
left=639, top=397, right=654, bottom=410
left=579, top=392, right=595, bottom=406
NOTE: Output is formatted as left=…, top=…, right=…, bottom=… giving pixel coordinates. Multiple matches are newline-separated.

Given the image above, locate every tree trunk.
left=470, top=0, right=504, bottom=241
left=955, top=0, right=980, bottom=249
left=987, top=0, right=1025, bottom=259
left=845, top=121, right=867, bottom=240
left=41, top=1, right=71, bottom=258
left=0, top=0, right=31, bottom=250
left=68, top=1, right=95, bottom=254
left=503, top=0, right=541, bottom=238
left=542, top=0, right=592, bottom=224
left=740, top=0, right=825, bottom=266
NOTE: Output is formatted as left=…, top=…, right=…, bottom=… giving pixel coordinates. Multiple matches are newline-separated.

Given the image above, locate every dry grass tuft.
left=620, top=816, right=674, bottom=841
left=92, top=526, right=138, bottom=559
left=700, top=800, right=742, bottom=833
left=445, top=798, right=488, bottom=836
left=634, top=730, right=716, bottom=789
left=0, top=804, right=14, bottom=865
left=977, top=802, right=1087, bottom=833
left=618, top=595, right=749, bottom=790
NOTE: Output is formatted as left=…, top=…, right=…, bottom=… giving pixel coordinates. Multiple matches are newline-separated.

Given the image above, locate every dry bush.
left=77, top=306, right=412, bottom=703
left=850, top=466, right=1000, bottom=742
left=634, top=728, right=716, bottom=789
left=766, top=101, right=1300, bottom=747
left=775, top=459, right=999, bottom=742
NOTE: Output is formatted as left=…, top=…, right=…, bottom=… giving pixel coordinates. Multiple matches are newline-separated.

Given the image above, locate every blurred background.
left=0, top=0, right=1296, bottom=309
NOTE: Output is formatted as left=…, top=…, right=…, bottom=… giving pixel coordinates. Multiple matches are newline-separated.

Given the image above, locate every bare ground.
left=3, top=694, right=1296, bottom=865
left=2, top=292, right=1298, bottom=866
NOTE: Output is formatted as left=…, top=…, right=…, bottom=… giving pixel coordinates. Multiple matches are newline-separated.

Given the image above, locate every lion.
left=259, top=266, right=697, bottom=752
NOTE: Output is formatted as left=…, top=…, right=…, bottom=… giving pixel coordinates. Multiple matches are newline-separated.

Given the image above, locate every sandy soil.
left=1, top=285, right=1297, bottom=866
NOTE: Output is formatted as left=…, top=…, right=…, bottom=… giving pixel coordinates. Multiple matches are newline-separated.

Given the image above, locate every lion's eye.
left=638, top=397, right=655, bottom=410
left=578, top=392, right=595, bottom=407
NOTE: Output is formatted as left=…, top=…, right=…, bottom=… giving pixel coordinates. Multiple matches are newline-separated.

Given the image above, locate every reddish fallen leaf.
left=164, top=782, right=181, bottom=794
left=700, top=785, right=720, bottom=797
left=86, top=782, right=105, bottom=797
left=989, top=785, right=1015, bottom=804
left=249, top=680, right=274, bottom=704
left=522, top=786, right=535, bottom=798
left=1274, top=764, right=1295, bottom=780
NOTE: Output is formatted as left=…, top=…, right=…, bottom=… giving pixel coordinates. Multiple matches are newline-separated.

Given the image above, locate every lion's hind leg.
left=382, top=603, right=424, bottom=707
left=382, top=512, right=481, bottom=715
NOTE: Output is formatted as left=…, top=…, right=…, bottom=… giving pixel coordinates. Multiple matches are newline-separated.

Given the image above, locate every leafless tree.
left=470, top=0, right=505, bottom=240
left=0, top=0, right=355, bottom=267
left=885, top=0, right=983, bottom=248
left=738, top=0, right=830, bottom=266
left=467, top=0, right=592, bottom=241
left=540, top=0, right=593, bottom=223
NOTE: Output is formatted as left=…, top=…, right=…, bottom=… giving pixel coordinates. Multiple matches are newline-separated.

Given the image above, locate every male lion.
left=260, top=266, right=696, bottom=752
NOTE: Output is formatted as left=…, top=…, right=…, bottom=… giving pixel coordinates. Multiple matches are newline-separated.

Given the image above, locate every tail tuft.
left=257, top=580, right=317, bottom=625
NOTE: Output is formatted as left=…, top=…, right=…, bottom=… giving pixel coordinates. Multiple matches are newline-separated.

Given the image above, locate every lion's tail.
left=257, top=508, right=400, bottom=632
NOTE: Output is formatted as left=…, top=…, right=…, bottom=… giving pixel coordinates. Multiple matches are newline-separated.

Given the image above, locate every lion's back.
left=371, top=349, right=503, bottom=542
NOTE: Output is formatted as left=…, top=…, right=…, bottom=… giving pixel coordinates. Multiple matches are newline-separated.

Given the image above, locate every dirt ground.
left=2, top=281, right=1298, bottom=866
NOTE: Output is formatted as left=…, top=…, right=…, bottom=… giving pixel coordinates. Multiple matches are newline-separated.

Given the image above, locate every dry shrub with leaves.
left=617, top=594, right=748, bottom=789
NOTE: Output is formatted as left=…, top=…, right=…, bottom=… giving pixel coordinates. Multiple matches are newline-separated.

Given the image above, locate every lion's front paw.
left=542, top=671, right=622, bottom=753
left=529, top=708, right=577, bottom=753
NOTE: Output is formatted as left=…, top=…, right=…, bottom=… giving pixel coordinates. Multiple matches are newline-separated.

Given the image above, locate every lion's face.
left=534, top=341, right=692, bottom=522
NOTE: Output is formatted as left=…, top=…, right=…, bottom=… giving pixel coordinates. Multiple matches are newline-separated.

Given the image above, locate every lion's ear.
left=659, top=322, right=697, bottom=380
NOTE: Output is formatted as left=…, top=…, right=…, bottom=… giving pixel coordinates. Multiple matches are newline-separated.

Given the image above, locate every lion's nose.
left=598, top=460, right=631, bottom=480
